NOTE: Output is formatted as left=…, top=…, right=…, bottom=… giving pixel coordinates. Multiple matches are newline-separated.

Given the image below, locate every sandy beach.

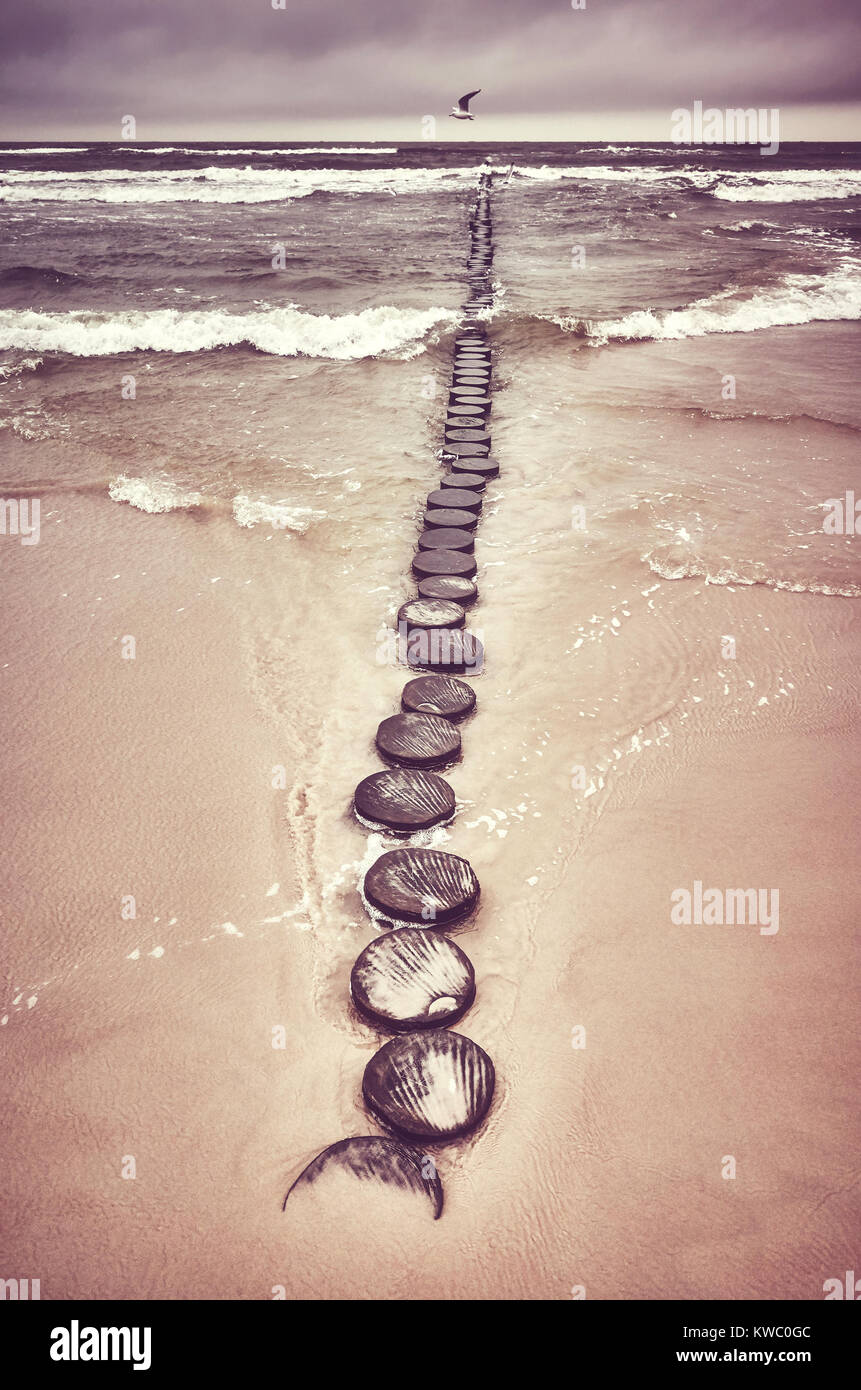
left=2, top=134, right=860, bottom=1304
left=2, top=377, right=859, bottom=1300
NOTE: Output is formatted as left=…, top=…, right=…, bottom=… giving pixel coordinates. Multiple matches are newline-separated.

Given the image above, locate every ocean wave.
left=108, top=477, right=326, bottom=531
left=555, top=264, right=861, bottom=344
left=712, top=169, right=861, bottom=202
left=0, top=355, right=43, bottom=380
left=0, top=411, right=56, bottom=441
left=231, top=495, right=326, bottom=530
left=508, top=163, right=712, bottom=188
left=116, top=146, right=399, bottom=156
left=573, top=145, right=703, bottom=156
left=644, top=550, right=861, bottom=598
left=1, top=147, right=89, bottom=155
left=0, top=303, right=457, bottom=359
left=0, top=164, right=478, bottom=204
left=277, top=146, right=399, bottom=155
left=694, top=404, right=861, bottom=432
left=0, top=263, right=80, bottom=288
left=506, top=164, right=861, bottom=203
left=3, top=160, right=860, bottom=205
left=108, top=475, right=204, bottom=513
left=721, top=218, right=781, bottom=232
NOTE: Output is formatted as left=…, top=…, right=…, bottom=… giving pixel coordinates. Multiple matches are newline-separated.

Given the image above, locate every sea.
left=1, top=140, right=860, bottom=592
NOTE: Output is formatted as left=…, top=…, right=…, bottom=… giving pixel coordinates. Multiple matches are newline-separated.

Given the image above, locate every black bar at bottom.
left=6, top=1297, right=856, bottom=1376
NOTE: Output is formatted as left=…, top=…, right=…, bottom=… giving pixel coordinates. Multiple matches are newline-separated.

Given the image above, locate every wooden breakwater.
left=285, top=173, right=499, bottom=1221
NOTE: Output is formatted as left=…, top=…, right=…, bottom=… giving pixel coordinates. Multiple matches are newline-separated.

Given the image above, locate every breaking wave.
left=508, top=163, right=711, bottom=188
left=0, top=303, right=458, bottom=359
left=554, top=264, right=861, bottom=344
left=0, top=164, right=478, bottom=204
left=5, top=160, right=860, bottom=206
left=108, top=476, right=326, bottom=532
left=0, top=160, right=736, bottom=206
left=719, top=218, right=782, bottom=232
left=1, top=147, right=89, bottom=155
left=231, top=495, right=326, bottom=530
left=506, top=164, right=861, bottom=203
left=108, top=476, right=205, bottom=513
left=0, top=355, right=43, bottom=380
left=116, top=146, right=400, bottom=156
left=711, top=169, right=861, bottom=202
left=643, top=549, right=861, bottom=598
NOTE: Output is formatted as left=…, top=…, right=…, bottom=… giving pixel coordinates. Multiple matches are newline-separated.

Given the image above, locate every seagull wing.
left=458, top=89, right=481, bottom=110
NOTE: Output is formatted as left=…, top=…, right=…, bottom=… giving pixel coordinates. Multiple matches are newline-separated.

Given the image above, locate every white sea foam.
left=722, top=218, right=781, bottom=231
left=3, top=160, right=859, bottom=205
left=575, top=145, right=683, bottom=156
left=0, top=303, right=457, bottom=359
left=0, top=355, right=43, bottom=380
left=231, top=496, right=325, bottom=531
left=109, top=482, right=343, bottom=534
left=0, top=411, right=55, bottom=440
left=117, top=146, right=399, bottom=156
left=108, top=475, right=204, bottom=513
left=2, top=147, right=89, bottom=155
left=268, top=146, right=399, bottom=155
left=508, top=164, right=861, bottom=203
left=509, top=163, right=713, bottom=188
left=558, top=264, right=861, bottom=344
left=0, top=164, right=477, bottom=204
left=644, top=551, right=861, bottom=598
left=712, top=169, right=861, bottom=202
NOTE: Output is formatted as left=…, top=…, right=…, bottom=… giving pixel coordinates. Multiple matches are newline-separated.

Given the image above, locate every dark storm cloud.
left=0, top=0, right=859, bottom=129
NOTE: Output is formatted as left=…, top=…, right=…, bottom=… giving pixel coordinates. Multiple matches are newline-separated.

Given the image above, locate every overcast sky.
left=1, top=0, right=859, bottom=141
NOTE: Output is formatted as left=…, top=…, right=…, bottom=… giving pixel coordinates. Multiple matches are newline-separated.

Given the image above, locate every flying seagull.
left=449, top=89, right=481, bottom=121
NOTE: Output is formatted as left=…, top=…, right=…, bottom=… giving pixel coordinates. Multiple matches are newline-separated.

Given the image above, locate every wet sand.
left=2, top=446, right=859, bottom=1299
